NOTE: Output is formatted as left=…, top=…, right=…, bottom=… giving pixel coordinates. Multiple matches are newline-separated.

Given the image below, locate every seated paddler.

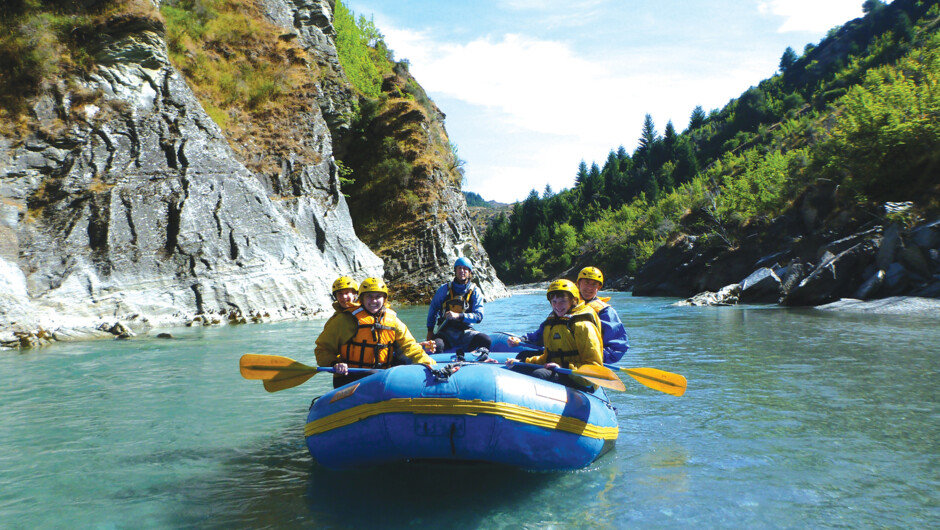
left=315, top=276, right=435, bottom=388
left=576, top=266, right=629, bottom=364
left=506, top=279, right=604, bottom=389
left=426, top=257, right=491, bottom=353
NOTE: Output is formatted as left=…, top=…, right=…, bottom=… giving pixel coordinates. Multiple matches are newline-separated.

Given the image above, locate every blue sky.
left=342, top=0, right=868, bottom=203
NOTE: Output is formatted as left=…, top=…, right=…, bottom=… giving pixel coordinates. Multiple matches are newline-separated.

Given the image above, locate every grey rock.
left=911, top=279, right=940, bottom=298
left=883, top=262, right=909, bottom=292
left=674, top=283, right=741, bottom=307
left=876, top=224, right=901, bottom=270
left=780, top=259, right=810, bottom=296
left=814, top=296, right=940, bottom=315
left=782, top=241, right=877, bottom=306
left=822, top=227, right=882, bottom=258
left=852, top=269, right=885, bottom=300
left=910, top=218, right=940, bottom=249
left=899, top=246, right=932, bottom=280
left=738, top=267, right=782, bottom=303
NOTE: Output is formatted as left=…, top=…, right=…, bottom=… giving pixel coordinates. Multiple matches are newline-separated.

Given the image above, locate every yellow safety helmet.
left=577, top=266, right=604, bottom=286
left=358, top=277, right=389, bottom=296
left=331, top=276, right=359, bottom=294
left=547, top=279, right=580, bottom=303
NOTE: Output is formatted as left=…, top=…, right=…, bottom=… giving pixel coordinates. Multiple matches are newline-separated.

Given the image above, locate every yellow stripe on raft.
left=304, top=397, right=618, bottom=440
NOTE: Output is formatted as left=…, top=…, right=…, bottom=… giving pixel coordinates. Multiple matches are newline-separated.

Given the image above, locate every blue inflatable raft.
left=304, top=351, right=618, bottom=471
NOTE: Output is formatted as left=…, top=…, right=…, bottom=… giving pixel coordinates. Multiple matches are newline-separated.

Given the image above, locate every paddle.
left=497, top=333, right=686, bottom=397
left=604, top=364, right=687, bottom=397
left=239, top=354, right=376, bottom=393
left=509, top=362, right=626, bottom=391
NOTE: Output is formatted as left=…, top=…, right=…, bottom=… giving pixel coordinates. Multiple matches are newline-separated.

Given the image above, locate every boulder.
left=898, top=246, right=932, bottom=280
left=911, top=279, right=940, bottom=298
left=910, top=218, right=940, bottom=249
left=882, top=262, right=910, bottom=294
left=779, top=259, right=811, bottom=298
left=876, top=224, right=902, bottom=270
left=674, top=284, right=741, bottom=307
left=738, top=268, right=782, bottom=303
left=781, top=241, right=877, bottom=306
left=852, top=270, right=885, bottom=300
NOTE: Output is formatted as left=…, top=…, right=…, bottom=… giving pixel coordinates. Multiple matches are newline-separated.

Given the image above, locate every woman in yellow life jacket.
left=315, top=277, right=435, bottom=388
left=506, top=279, right=603, bottom=389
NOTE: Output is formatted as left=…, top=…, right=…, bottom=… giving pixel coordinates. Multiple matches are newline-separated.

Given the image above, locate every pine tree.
left=689, top=106, right=706, bottom=130
left=779, top=46, right=798, bottom=73
left=638, top=114, right=658, bottom=152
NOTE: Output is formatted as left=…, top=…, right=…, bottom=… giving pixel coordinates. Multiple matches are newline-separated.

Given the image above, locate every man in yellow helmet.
left=315, top=277, right=435, bottom=388
left=576, top=266, right=629, bottom=363
left=506, top=279, right=603, bottom=389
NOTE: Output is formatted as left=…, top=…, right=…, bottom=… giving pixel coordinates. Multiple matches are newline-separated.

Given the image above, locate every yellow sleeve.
left=524, top=351, right=548, bottom=365
left=570, top=316, right=603, bottom=371
left=314, top=313, right=357, bottom=367
left=393, top=318, right=436, bottom=366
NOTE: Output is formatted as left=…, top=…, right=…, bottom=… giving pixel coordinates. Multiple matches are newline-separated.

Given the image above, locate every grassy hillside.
left=0, top=0, right=161, bottom=137
left=330, top=2, right=465, bottom=252
left=483, top=0, right=940, bottom=283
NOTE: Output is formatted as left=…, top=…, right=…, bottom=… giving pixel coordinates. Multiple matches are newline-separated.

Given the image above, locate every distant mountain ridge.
left=464, top=191, right=509, bottom=209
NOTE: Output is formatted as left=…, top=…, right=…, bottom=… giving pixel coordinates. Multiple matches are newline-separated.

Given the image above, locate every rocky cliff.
left=337, top=63, right=509, bottom=304
left=0, top=0, right=503, bottom=346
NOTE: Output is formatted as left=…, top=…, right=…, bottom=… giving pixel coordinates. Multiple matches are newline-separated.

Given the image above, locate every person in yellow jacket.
left=576, top=266, right=630, bottom=363
left=315, top=277, right=435, bottom=388
left=329, top=275, right=360, bottom=313
left=506, top=279, right=603, bottom=389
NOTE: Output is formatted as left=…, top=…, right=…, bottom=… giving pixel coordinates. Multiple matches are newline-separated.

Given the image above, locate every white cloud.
left=757, top=0, right=864, bottom=33
left=381, top=23, right=787, bottom=202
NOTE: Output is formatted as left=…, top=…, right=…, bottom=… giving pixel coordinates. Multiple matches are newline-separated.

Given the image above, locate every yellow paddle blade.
left=573, top=365, right=627, bottom=392
left=263, top=372, right=317, bottom=393
left=239, top=354, right=318, bottom=380
left=620, top=367, right=687, bottom=397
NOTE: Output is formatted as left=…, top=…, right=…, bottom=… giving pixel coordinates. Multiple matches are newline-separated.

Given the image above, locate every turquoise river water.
left=1, top=291, right=938, bottom=528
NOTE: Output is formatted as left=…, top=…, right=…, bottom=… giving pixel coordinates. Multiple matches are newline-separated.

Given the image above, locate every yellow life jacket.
left=445, top=282, right=474, bottom=314
left=541, top=305, right=602, bottom=368
left=585, top=297, right=610, bottom=314
left=340, top=307, right=398, bottom=368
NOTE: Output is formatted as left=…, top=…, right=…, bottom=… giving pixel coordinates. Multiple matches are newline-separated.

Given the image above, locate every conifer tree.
left=779, top=46, right=798, bottom=73
left=689, top=106, right=706, bottom=130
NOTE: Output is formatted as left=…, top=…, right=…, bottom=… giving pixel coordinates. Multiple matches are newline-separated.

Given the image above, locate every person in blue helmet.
left=426, top=257, right=492, bottom=353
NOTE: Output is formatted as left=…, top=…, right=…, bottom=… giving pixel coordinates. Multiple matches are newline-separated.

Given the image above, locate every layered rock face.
left=382, top=185, right=509, bottom=304
left=0, top=6, right=383, bottom=340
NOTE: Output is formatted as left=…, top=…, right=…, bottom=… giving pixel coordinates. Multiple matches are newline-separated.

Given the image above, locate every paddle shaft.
left=508, top=362, right=625, bottom=391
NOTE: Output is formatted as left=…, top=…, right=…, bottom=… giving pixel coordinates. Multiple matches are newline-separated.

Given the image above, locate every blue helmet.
left=454, top=257, right=473, bottom=272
